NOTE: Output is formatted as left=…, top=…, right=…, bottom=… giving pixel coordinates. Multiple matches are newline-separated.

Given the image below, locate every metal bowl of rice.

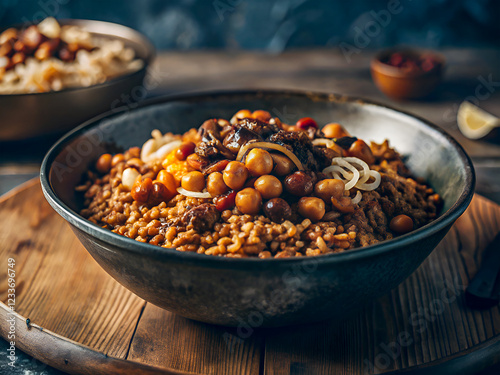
left=40, top=90, right=475, bottom=327
left=0, top=18, right=155, bottom=141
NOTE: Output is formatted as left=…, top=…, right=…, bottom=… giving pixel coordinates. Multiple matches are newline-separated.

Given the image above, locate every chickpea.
left=0, top=42, right=12, bottom=57
left=126, top=157, right=144, bottom=169
left=0, top=28, right=17, bottom=44
left=218, top=118, right=231, bottom=127
left=207, top=172, right=229, bottom=196
left=181, top=171, right=206, bottom=192
left=11, top=52, right=25, bottom=65
left=254, top=175, right=283, bottom=199
left=122, top=168, right=140, bottom=191
left=314, top=179, right=345, bottom=202
left=111, top=153, right=125, bottom=167
left=126, top=147, right=141, bottom=159
left=235, top=188, right=262, bottom=215
left=259, top=251, right=272, bottom=259
left=175, top=142, right=196, bottom=160
left=96, top=154, right=112, bottom=174
left=331, top=196, right=355, bottom=214
left=131, top=178, right=153, bottom=203
left=322, top=123, right=350, bottom=138
left=285, top=125, right=299, bottom=132
left=346, top=140, right=375, bottom=165
left=245, top=148, right=274, bottom=176
left=156, top=170, right=178, bottom=195
left=263, top=198, right=292, bottom=223
left=284, top=171, right=313, bottom=196
left=390, top=215, right=414, bottom=234
left=252, top=110, right=272, bottom=122
left=231, top=109, right=253, bottom=123
left=223, top=161, right=249, bottom=190
left=298, top=197, right=326, bottom=222
left=271, top=153, right=295, bottom=176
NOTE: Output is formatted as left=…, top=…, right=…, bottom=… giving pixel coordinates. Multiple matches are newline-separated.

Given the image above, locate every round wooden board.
left=1, top=179, right=500, bottom=375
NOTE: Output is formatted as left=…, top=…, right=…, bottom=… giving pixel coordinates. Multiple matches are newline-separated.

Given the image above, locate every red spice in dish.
left=382, top=52, right=441, bottom=73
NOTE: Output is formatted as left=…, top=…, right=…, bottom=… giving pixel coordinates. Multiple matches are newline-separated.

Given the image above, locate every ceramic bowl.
left=371, top=48, right=445, bottom=100
left=40, top=90, right=474, bottom=327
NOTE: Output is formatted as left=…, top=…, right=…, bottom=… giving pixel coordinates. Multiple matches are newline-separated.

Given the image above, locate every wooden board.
left=1, top=179, right=499, bottom=375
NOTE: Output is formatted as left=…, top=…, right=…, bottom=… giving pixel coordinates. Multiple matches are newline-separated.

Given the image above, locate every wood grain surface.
left=1, top=179, right=499, bottom=375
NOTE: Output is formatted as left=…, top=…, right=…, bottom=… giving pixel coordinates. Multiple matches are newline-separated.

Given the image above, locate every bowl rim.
left=40, top=89, right=475, bottom=269
left=371, top=47, right=445, bottom=78
left=0, top=18, right=156, bottom=97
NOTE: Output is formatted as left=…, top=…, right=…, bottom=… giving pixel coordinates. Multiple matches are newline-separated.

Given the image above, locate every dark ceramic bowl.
left=0, top=19, right=155, bottom=141
left=40, top=90, right=474, bottom=327
left=371, top=48, right=445, bottom=100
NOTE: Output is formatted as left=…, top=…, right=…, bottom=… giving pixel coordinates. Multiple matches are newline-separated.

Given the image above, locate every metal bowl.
left=40, top=90, right=475, bottom=327
left=0, top=19, right=155, bottom=141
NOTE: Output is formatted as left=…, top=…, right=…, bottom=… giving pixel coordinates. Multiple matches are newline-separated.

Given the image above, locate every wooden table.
left=1, top=48, right=500, bottom=374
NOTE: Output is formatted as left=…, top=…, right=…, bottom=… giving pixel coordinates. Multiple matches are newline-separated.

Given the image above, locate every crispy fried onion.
left=323, top=157, right=381, bottom=192
left=176, top=187, right=212, bottom=199
left=140, top=129, right=182, bottom=163
left=236, top=142, right=304, bottom=171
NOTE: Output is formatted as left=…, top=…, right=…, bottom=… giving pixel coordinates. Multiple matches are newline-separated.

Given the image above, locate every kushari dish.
left=78, top=110, right=442, bottom=258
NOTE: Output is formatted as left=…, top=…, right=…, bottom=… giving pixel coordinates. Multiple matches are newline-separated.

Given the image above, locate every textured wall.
left=0, top=0, right=498, bottom=51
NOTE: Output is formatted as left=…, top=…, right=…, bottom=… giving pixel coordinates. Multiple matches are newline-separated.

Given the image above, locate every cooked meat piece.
left=217, top=117, right=280, bottom=155
left=202, top=159, right=230, bottom=175
left=267, top=130, right=318, bottom=170
left=312, top=146, right=341, bottom=170
left=335, top=137, right=358, bottom=150
left=195, top=124, right=234, bottom=160
left=195, top=142, right=217, bottom=159
left=199, top=119, right=221, bottom=140
left=364, top=200, right=390, bottom=238
left=344, top=208, right=379, bottom=247
left=236, top=117, right=280, bottom=138
left=181, top=203, right=220, bottom=232
left=305, top=127, right=326, bottom=140
left=223, top=126, right=263, bottom=154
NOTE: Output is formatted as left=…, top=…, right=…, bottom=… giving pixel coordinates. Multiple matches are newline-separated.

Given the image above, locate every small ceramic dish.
left=371, top=48, right=445, bottom=100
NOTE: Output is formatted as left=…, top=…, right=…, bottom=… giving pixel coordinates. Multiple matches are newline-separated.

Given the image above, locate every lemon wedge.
left=457, top=101, right=500, bottom=139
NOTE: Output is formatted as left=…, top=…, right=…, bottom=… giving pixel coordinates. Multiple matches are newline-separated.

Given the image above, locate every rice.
left=0, top=18, right=143, bottom=94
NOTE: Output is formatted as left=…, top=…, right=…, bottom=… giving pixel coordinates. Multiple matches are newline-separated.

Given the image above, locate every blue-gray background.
left=0, top=0, right=499, bottom=52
